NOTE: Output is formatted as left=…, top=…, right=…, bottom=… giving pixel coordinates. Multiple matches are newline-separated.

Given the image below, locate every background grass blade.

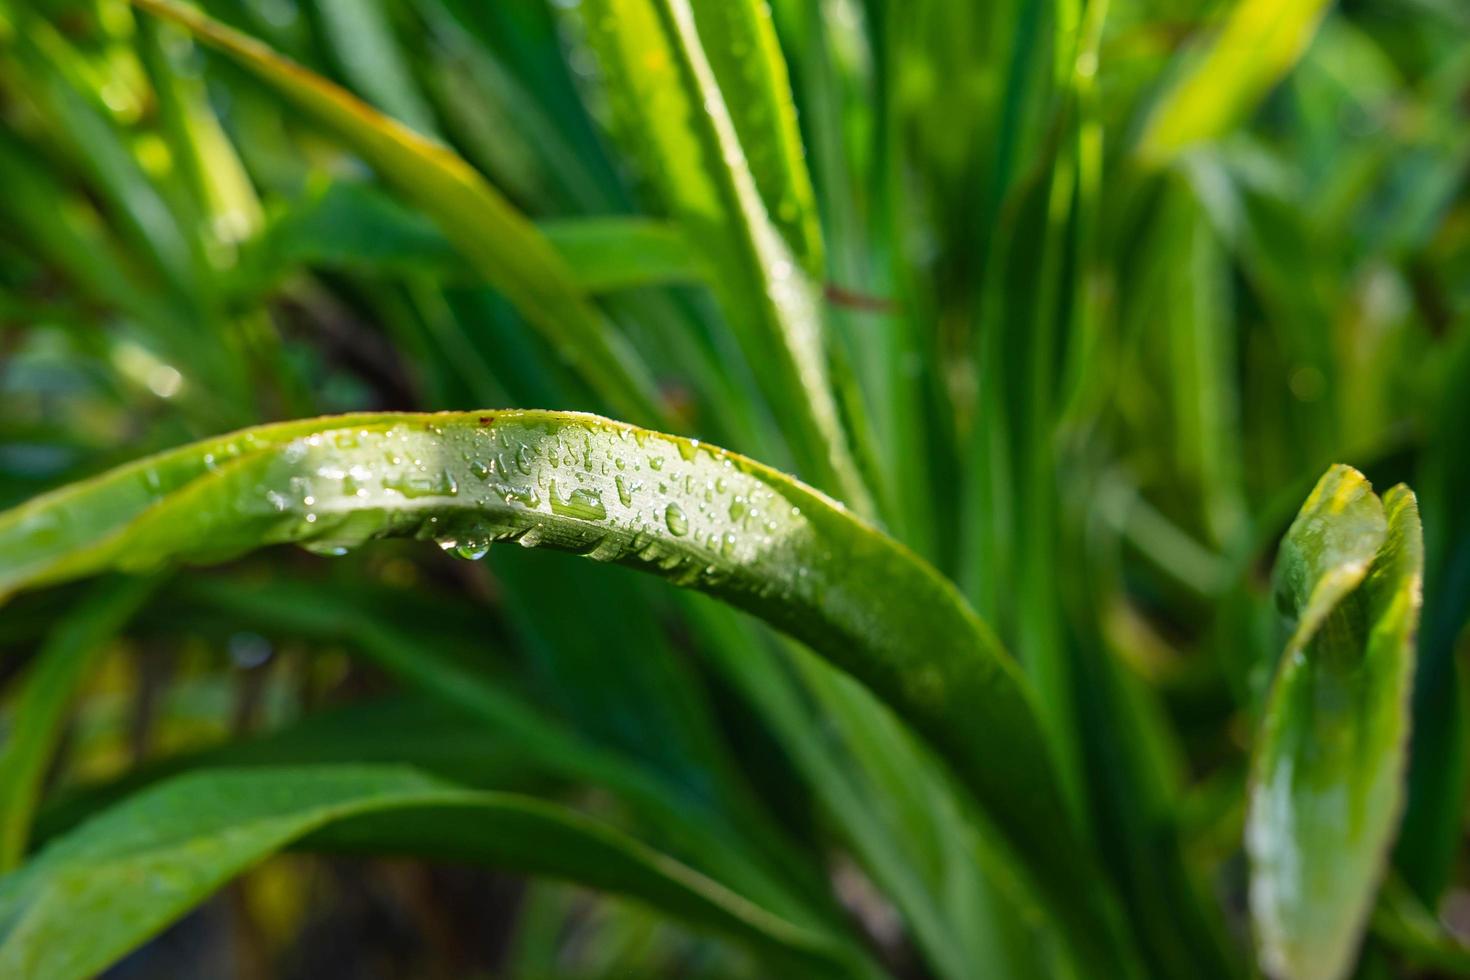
left=580, top=0, right=873, bottom=511
left=0, top=410, right=1128, bottom=970
left=0, top=576, right=158, bottom=870
left=1139, top=0, right=1336, bottom=163
left=174, top=574, right=838, bottom=926
left=259, top=180, right=707, bottom=293
left=0, top=765, right=855, bottom=979
left=1248, top=467, right=1424, bottom=980
left=683, top=0, right=825, bottom=277
left=132, top=0, right=665, bottom=426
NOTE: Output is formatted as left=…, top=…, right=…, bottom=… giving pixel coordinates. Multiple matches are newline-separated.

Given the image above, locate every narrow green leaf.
left=0, top=410, right=1123, bottom=967
left=1371, top=875, right=1470, bottom=974
left=580, top=0, right=873, bottom=513
left=1139, top=0, right=1336, bottom=162
left=262, top=180, right=707, bottom=292
left=177, top=574, right=839, bottom=927
left=1248, top=465, right=1424, bottom=980
left=0, top=766, right=851, bottom=979
left=132, top=0, right=664, bottom=426
left=539, top=217, right=708, bottom=293
left=0, top=577, right=157, bottom=870
left=312, top=0, right=440, bottom=137
left=683, top=0, right=825, bottom=276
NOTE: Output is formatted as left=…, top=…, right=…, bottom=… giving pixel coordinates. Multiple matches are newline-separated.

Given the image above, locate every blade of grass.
left=177, top=573, right=839, bottom=928
left=1397, top=329, right=1470, bottom=902
left=311, top=0, right=440, bottom=137
left=1248, top=466, right=1424, bottom=980
left=258, top=180, right=707, bottom=292
left=0, top=765, right=857, bottom=979
left=0, top=410, right=1131, bottom=971
left=1138, top=0, right=1337, bottom=163
left=683, top=0, right=825, bottom=276
left=0, top=576, right=158, bottom=870
left=132, top=0, right=665, bottom=426
left=580, top=0, right=873, bottom=513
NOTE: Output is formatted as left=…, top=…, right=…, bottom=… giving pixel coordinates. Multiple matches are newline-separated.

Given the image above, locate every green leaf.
left=1248, top=465, right=1424, bottom=980
left=0, top=410, right=1124, bottom=968
left=1371, top=874, right=1470, bottom=974
left=132, top=0, right=664, bottom=426
left=539, top=217, right=707, bottom=293
left=261, top=180, right=707, bottom=293
left=175, top=574, right=838, bottom=927
left=0, top=576, right=158, bottom=870
left=579, top=0, right=873, bottom=512
left=1139, top=0, right=1336, bottom=163
left=0, top=765, right=851, bottom=979
left=681, top=0, right=825, bottom=276
left=312, top=0, right=441, bottom=137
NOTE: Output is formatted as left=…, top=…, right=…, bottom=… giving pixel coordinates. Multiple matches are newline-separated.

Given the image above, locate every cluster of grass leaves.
left=0, top=0, right=1467, bottom=976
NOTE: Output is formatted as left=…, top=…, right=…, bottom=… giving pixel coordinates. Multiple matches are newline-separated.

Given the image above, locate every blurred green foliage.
left=0, top=0, right=1467, bottom=976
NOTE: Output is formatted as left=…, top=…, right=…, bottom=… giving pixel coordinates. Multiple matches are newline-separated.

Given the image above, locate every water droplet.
left=729, top=498, right=747, bottom=522
left=442, top=539, right=491, bottom=560
left=388, top=470, right=458, bottom=498
left=677, top=440, right=697, bottom=462
left=616, top=475, right=634, bottom=507
left=470, top=459, right=492, bottom=480
left=504, top=486, right=541, bottom=509
left=585, top=535, right=623, bottom=562
left=664, top=502, right=689, bottom=536
left=550, top=481, right=607, bottom=521
left=648, top=455, right=665, bottom=471
left=228, top=631, right=273, bottom=667
left=516, top=445, right=536, bottom=474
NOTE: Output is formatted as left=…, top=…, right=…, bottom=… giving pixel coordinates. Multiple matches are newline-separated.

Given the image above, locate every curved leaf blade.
left=177, top=574, right=837, bottom=925
left=1138, top=0, right=1335, bottom=163
left=1248, top=465, right=1424, bottom=980
left=0, top=766, right=851, bottom=979
left=580, top=0, right=872, bottom=512
left=685, top=0, right=825, bottom=276
left=261, top=180, right=707, bottom=293
left=0, top=410, right=1124, bottom=967
left=132, top=0, right=664, bottom=426
left=0, top=577, right=158, bottom=870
